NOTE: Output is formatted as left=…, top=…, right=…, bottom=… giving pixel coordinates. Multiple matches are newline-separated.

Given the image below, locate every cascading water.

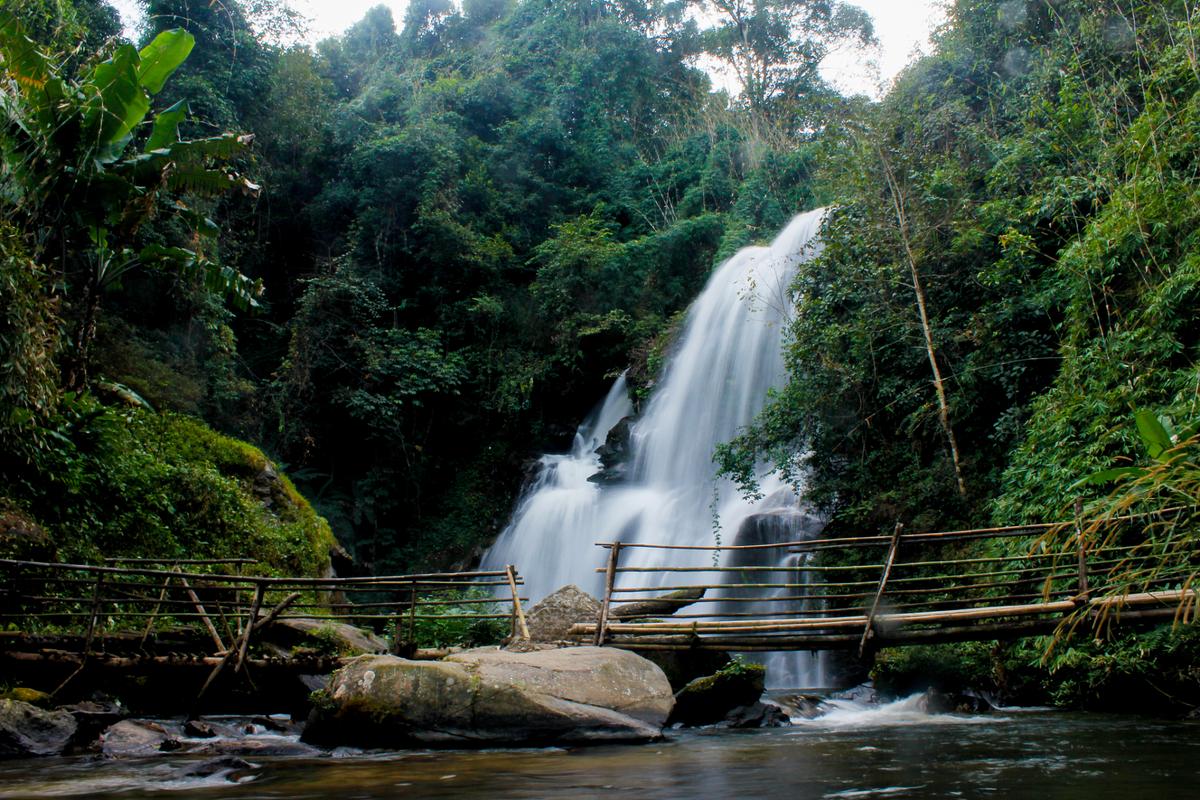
left=483, top=208, right=829, bottom=688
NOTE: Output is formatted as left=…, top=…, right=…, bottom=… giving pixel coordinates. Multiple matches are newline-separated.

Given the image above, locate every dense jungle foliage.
left=2, top=0, right=872, bottom=572
left=1, top=0, right=1198, bottom=693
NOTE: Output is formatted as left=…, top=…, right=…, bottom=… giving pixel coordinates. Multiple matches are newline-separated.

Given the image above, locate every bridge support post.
left=506, top=565, right=530, bottom=641
left=859, top=521, right=904, bottom=658
left=1074, top=498, right=1090, bottom=602
left=594, top=543, right=622, bottom=646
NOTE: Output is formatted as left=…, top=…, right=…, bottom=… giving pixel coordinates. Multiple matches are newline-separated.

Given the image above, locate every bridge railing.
left=574, top=512, right=1199, bottom=652
left=0, top=557, right=530, bottom=656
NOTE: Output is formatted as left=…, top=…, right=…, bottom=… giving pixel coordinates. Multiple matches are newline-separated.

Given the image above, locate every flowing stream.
left=4, top=704, right=1199, bottom=798
left=483, top=208, right=828, bottom=687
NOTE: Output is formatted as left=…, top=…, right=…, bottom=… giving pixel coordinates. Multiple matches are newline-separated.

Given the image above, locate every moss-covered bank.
left=1, top=398, right=335, bottom=577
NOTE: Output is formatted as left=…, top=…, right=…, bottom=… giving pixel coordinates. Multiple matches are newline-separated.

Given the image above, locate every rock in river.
left=524, top=585, right=601, bottom=644
left=0, top=699, right=77, bottom=758
left=304, top=646, right=674, bottom=747
left=668, top=662, right=766, bottom=727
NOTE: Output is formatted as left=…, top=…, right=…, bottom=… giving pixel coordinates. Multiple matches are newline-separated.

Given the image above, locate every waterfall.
left=483, top=208, right=829, bottom=688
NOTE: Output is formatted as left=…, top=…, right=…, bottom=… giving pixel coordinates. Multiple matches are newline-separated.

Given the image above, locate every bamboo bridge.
left=1, top=510, right=1196, bottom=704
left=0, top=557, right=529, bottom=709
left=571, top=512, right=1199, bottom=655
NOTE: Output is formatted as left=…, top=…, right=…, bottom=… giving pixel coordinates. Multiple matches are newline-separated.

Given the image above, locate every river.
left=3, top=699, right=1198, bottom=798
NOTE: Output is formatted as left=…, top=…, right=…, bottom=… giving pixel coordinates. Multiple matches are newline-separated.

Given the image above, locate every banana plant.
left=1, top=16, right=263, bottom=387
left=1074, top=410, right=1200, bottom=487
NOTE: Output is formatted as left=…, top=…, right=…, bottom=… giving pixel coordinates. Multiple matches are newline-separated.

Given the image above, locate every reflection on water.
left=2, top=702, right=1200, bottom=799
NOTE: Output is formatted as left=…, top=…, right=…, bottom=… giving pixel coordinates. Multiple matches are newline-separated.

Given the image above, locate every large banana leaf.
left=136, top=29, right=194, bottom=95
left=84, top=45, right=149, bottom=159
left=145, top=100, right=187, bottom=152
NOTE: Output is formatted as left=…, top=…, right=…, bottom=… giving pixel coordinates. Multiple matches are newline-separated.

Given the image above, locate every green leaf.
left=1070, top=466, right=1147, bottom=489
left=0, top=14, right=51, bottom=95
left=137, top=29, right=194, bottom=95
left=1134, top=410, right=1173, bottom=461
left=85, top=44, right=150, bottom=155
left=139, top=243, right=196, bottom=266
left=145, top=100, right=187, bottom=151
left=165, top=166, right=237, bottom=195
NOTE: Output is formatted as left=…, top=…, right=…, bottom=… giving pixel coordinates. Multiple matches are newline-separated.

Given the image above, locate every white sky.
left=112, top=0, right=946, bottom=98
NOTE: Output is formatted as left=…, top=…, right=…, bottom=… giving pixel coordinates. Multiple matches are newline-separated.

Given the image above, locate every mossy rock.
left=668, top=661, right=766, bottom=726
left=304, top=647, right=674, bottom=747
left=0, top=689, right=53, bottom=709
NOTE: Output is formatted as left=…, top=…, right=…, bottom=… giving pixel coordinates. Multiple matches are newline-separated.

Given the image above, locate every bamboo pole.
left=407, top=578, right=418, bottom=646
left=594, top=543, right=622, bottom=646
left=862, top=522, right=903, bottom=656
left=176, top=571, right=226, bottom=654
left=1075, top=498, right=1090, bottom=601
left=50, top=573, right=105, bottom=697
left=573, top=589, right=1199, bottom=638
left=234, top=583, right=264, bottom=674
left=0, top=558, right=519, bottom=585
left=597, top=563, right=887, bottom=574
left=138, top=572, right=173, bottom=648
left=250, top=592, right=303, bottom=633
left=505, top=565, right=530, bottom=641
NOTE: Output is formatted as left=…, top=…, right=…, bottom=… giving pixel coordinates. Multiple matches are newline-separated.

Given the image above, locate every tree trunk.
left=878, top=149, right=967, bottom=499
left=65, top=268, right=100, bottom=391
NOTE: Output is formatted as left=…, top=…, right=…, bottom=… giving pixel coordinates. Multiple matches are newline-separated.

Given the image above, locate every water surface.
left=3, top=703, right=1198, bottom=799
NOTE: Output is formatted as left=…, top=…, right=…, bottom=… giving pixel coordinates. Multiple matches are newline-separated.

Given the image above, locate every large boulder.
left=0, top=699, right=78, bottom=758
left=304, top=645, right=673, bottom=747
left=668, top=661, right=766, bottom=727
left=524, top=585, right=601, bottom=643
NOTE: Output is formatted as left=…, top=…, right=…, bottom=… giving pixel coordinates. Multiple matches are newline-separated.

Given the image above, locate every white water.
left=483, top=208, right=829, bottom=687
left=788, top=695, right=1011, bottom=731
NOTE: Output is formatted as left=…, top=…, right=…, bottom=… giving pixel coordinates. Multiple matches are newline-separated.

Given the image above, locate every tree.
left=694, top=0, right=873, bottom=132
left=0, top=16, right=262, bottom=388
